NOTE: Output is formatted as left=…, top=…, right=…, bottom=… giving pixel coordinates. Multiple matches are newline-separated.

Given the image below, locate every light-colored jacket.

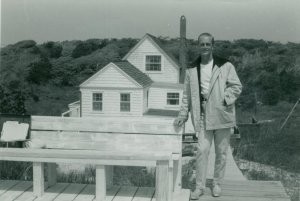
left=178, top=56, right=242, bottom=131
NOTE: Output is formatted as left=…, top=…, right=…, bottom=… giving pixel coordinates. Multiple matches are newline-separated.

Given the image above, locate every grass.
left=235, top=101, right=300, bottom=173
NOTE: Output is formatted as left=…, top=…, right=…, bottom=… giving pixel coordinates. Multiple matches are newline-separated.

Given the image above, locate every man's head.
left=198, top=33, right=214, bottom=59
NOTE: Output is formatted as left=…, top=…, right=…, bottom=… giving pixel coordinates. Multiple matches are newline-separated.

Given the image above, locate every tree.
left=71, top=40, right=107, bottom=58
left=40, top=41, right=63, bottom=58
left=26, top=57, right=52, bottom=84
left=0, top=83, right=27, bottom=114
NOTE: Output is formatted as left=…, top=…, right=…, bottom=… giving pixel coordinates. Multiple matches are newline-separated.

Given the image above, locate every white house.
left=64, top=33, right=184, bottom=118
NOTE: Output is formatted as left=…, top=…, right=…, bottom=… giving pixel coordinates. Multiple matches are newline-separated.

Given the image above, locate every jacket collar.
left=189, top=54, right=229, bottom=68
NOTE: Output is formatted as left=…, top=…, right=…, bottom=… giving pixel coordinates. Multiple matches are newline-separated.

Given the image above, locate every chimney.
left=179, top=15, right=187, bottom=83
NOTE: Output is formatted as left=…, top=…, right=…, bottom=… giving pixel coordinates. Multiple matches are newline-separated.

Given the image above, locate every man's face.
left=199, top=35, right=213, bottom=57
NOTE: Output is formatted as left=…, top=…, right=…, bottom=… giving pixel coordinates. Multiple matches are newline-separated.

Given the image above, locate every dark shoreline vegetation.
left=0, top=38, right=299, bottom=200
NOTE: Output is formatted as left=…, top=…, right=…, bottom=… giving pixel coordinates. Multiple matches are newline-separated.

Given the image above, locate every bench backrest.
left=30, top=116, right=183, bottom=154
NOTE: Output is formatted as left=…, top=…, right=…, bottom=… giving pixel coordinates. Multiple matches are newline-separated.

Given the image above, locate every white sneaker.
left=212, top=184, right=221, bottom=197
left=190, top=188, right=204, bottom=200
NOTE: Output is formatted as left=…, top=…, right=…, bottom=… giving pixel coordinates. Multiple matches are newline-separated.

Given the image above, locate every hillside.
left=1, top=37, right=300, bottom=116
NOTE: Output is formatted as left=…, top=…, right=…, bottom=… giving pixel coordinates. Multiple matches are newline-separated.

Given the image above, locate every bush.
left=14, top=40, right=36, bottom=48
left=71, top=40, right=107, bottom=58
left=41, top=41, right=63, bottom=58
left=26, top=57, right=52, bottom=84
left=0, top=83, right=27, bottom=114
left=262, top=89, right=280, bottom=105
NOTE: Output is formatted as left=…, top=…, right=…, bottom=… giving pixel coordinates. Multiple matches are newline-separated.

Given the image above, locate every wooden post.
left=156, top=160, right=170, bottom=201
left=106, top=165, right=113, bottom=189
left=33, top=162, right=44, bottom=197
left=47, top=163, right=57, bottom=187
left=168, top=161, right=173, bottom=201
left=96, top=165, right=106, bottom=201
left=173, top=158, right=182, bottom=192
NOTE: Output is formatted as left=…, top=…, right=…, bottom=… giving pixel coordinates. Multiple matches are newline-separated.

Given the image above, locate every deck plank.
left=172, top=189, right=190, bottom=201
left=0, top=181, right=32, bottom=201
left=34, top=183, right=70, bottom=201
left=92, top=186, right=121, bottom=201
left=53, top=183, right=87, bottom=201
left=0, top=180, right=20, bottom=196
left=198, top=195, right=290, bottom=201
left=103, top=186, right=121, bottom=201
left=73, top=184, right=95, bottom=201
left=13, top=186, right=36, bottom=201
left=132, top=187, right=154, bottom=201
left=113, top=186, right=138, bottom=201
left=0, top=180, right=290, bottom=201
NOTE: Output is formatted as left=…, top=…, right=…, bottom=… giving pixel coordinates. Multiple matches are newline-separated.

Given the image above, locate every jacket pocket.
left=216, top=105, right=234, bottom=123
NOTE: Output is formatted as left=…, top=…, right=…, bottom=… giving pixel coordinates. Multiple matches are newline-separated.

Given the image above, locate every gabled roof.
left=122, top=33, right=181, bottom=69
left=79, top=61, right=153, bottom=88
left=113, top=61, right=153, bottom=87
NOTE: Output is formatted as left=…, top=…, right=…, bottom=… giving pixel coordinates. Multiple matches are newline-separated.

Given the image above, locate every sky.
left=1, top=0, right=300, bottom=46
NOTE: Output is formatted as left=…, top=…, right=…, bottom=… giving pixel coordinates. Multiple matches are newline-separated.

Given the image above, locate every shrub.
left=41, top=41, right=63, bottom=58
left=71, top=40, right=107, bottom=58
left=14, top=40, right=36, bottom=48
left=26, top=57, right=52, bottom=84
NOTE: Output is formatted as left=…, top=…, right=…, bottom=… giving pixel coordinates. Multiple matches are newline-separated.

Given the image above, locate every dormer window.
left=145, top=55, right=161, bottom=71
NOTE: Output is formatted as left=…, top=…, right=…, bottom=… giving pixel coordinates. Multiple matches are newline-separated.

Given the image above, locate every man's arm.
left=174, top=70, right=191, bottom=126
left=224, top=63, right=242, bottom=106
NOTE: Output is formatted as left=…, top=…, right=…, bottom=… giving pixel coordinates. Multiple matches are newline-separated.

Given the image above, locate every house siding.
left=80, top=88, right=143, bottom=117
left=127, top=38, right=179, bottom=83
left=143, top=88, right=149, bottom=113
left=83, top=63, right=139, bottom=88
left=148, top=87, right=183, bottom=110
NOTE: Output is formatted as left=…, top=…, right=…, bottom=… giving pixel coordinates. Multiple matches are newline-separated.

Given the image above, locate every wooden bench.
left=0, top=115, right=184, bottom=201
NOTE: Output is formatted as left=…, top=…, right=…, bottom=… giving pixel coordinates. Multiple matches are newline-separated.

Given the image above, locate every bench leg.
left=106, top=165, right=113, bottom=189
left=33, top=162, right=45, bottom=197
left=173, top=158, right=182, bottom=192
left=96, top=165, right=106, bottom=201
left=156, top=161, right=170, bottom=201
left=47, top=163, right=57, bottom=187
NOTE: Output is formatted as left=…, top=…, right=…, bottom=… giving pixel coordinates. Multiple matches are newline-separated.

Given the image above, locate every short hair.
left=198, top=33, right=214, bottom=45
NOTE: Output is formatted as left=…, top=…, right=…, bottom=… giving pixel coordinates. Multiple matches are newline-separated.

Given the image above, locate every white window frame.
left=92, top=92, right=103, bottom=112
left=145, top=55, right=162, bottom=72
left=120, top=93, right=130, bottom=112
left=166, top=92, right=180, bottom=106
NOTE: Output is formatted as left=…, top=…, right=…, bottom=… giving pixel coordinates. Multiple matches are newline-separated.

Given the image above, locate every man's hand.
left=173, top=118, right=185, bottom=127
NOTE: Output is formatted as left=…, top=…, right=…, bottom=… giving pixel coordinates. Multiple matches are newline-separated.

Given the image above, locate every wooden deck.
left=0, top=179, right=290, bottom=201
left=0, top=180, right=189, bottom=201
left=207, top=146, right=246, bottom=181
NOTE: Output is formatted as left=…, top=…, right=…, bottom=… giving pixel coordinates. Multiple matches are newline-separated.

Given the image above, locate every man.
left=174, top=33, right=242, bottom=199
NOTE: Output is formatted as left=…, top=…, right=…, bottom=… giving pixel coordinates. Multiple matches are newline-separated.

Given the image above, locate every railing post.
left=156, top=160, right=170, bottom=201
left=33, top=162, right=45, bottom=197
left=96, top=165, right=106, bottom=201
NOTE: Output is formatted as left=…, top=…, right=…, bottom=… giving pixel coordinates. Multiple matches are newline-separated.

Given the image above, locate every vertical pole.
left=179, top=15, right=187, bottom=84
left=280, top=99, right=300, bottom=131
left=96, top=165, right=106, bottom=201
left=33, top=162, right=44, bottom=197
